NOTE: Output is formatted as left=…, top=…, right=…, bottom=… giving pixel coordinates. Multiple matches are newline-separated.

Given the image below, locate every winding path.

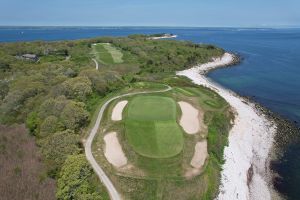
left=84, top=85, right=172, bottom=200
left=92, top=58, right=99, bottom=70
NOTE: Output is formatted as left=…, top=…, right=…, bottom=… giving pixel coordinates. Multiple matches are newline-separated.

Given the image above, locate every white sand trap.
left=104, top=132, right=127, bottom=168
left=178, top=101, right=200, bottom=134
left=111, top=100, right=128, bottom=121
left=191, top=140, right=208, bottom=169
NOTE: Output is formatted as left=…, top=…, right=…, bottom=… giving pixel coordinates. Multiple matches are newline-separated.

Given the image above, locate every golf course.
left=125, top=96, right=183, bottom=158
left=92, top=43, right=124, bottom=65
left=91, top=80, right=233, bottom=200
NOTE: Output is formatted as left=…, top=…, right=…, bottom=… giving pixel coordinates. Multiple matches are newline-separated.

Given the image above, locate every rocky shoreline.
left=245, top=95, right=300, bottom=199
left=177, top=52, right=293, bottom=200
left=204, top=53, right=300, bottom=200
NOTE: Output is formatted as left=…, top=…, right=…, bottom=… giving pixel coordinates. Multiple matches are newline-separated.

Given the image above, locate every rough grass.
left=92, top=43, right=123, bottom=65
left=125, top=96, right=183, bottom=158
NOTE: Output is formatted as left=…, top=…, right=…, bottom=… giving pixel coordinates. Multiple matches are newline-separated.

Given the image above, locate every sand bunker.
left=178, top=101, right=200, bottom=134
left=104, top=132, right=127, bottom=168
left=111, top=100, right=128, bottom=121
left=191, top=140, right=208, bottom=169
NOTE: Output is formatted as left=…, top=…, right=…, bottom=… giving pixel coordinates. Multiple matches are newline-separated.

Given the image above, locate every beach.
left=148, top=34, right=178, bottom=40
left=177, top=53, right=278, bottom=200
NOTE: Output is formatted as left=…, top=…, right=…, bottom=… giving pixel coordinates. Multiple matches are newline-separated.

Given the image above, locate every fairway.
left=125, top=96, right=184, bottom=158
left=92, top=43, right=123, bottom=64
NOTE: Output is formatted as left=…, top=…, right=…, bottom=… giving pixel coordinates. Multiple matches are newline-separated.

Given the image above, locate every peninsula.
left=0, top=35, right=278, bottom=200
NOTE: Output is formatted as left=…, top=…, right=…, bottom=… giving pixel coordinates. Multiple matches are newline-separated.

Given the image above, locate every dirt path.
left=84, top=85, right=171, bottom=200
left=92, top=58, right=99, bottom=70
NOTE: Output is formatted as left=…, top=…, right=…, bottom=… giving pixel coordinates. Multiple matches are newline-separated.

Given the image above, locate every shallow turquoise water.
left=1, top=27, right=299, bottom=199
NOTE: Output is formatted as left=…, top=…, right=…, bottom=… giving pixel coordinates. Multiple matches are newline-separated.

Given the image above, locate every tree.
left=38, top=96, right=68, bottom=119
left=40, top=130, right=81, bottom=177
left=64, top=68, right=77, bottom=78
left=0, top=81, right=9, bottom=100
left=79, top=69, right=108, bottom=95
left=0, top=61, right=10, bottom=72
left=0, top=90, right=26, bottom=123
left=25, top=112, right=40, bottom=135
left=61, top=76, right=92, bottom=101
left=60, top=101, right=89, bottom=131
left=56, top=154, right=104, bottom=200
left=39, top=115, right=61, bottom=138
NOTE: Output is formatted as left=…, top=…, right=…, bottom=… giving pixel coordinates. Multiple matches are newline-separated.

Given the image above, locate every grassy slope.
left=125, top=96, right=183, bottom=158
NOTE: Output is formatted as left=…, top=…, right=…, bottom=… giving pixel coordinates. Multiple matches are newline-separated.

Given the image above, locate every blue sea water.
left=0, top=26, right=299, bottom=199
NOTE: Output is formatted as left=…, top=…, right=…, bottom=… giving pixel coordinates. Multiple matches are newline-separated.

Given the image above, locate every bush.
left=61, top=76, right=92, bottom=101
left=0, top=81, right=9, bottom=100
left=207, top=113, right=230, bottom=163
left=60, top=101, right=90, bottom=131
left=79, top=69, right=108, bottom=95
left=57, top=154, right=104, bottom=200
left=26, top=112, right=40, bottom=135
left=39, top=115, right=61, bottom=137
left=38, top=96, right=68, bottom=119
left=40, top=130, right=81, bottom=177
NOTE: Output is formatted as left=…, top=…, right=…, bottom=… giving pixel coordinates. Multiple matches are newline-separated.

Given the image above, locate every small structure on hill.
left=16, top=54, right=39, bottom=62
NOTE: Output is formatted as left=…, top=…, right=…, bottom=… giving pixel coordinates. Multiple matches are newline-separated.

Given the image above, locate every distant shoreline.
left=148, top=34, right=178, bottom=40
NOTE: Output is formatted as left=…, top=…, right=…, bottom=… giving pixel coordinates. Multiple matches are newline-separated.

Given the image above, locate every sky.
left=0, top=0, right=299, bottom=27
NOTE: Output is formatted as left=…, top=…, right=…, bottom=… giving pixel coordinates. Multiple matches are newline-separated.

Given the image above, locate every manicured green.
left=127, top=96, right=176, bottom=121
left=102, top=43, right=123, bottom=63
left=125, top=96, right=183, bottom=158
left=92, top=43, right=123, bottom=64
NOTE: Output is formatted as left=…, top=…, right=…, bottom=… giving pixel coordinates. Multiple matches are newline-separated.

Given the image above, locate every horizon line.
left=0, top=25, right=299, bottom=29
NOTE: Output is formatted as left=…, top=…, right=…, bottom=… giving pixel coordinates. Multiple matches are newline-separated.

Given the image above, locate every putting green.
left=125, top=96, right=184, bottom=158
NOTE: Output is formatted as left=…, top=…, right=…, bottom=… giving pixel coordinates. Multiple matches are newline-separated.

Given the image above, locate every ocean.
left=0, top=26, right=299, bottom=199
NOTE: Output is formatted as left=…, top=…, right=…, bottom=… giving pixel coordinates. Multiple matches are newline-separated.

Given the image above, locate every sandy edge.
left=103, top=132, right=127, bottom=168
left=148, top=35, right=178, bottom=40
left=178, top=101, right=200, bottom=134
left=177, top=53, right=278, bottom=200
left=191, top=140, right=208, bottom=169
left=111, top=100, right=128, bottom=121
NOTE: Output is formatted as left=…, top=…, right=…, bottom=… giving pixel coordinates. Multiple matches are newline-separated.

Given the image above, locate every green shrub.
left=38, top=96, right=68, bottom=119
left=26, top=112, right=40, bottom=135
left=60, top=101, right=90, bottom=131
left=39, top=115, right=61, bottom=137
left=79, top=69, right=108, bottom=95
left=40, top=130, right=81, bottom=177
left=57, top=154, right=105, bottom=200
left=62, top=76, right=92, bottom=101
